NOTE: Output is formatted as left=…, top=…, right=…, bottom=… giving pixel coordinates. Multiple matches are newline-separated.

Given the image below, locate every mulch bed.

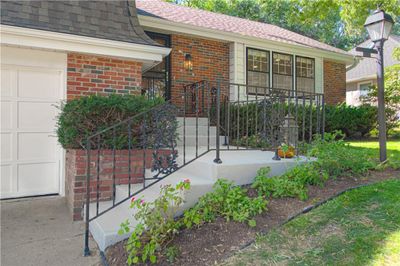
left=105, top=168, right=400, bottom=266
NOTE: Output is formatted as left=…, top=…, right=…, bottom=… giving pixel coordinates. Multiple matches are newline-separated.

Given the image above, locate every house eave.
left=0, top=25, right=171, bottom=72
left=138, top=15, right=354, bottom=65
left=346, top=74, right=377, bottom=83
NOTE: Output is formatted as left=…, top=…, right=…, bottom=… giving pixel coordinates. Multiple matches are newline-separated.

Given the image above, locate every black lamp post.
left=362, top=9, right=394, bottom=162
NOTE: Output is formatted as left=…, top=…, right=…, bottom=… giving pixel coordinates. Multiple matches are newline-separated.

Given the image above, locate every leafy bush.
left=183, top=179, right=267, bottom=228
left=120, top=178, right=267, bottom=264
left=252, top=163, right=327, bottom=201
left=324, top=103, right=377, bottom=139
left=307, top=131, right=376, bottom=177
left=56, top=94, right=163, bottom=149
left=253, top=131, right=377, bottom=201
left=119, top=180, right=191, bottom=265
left=220, top=101, right=377, bottom=145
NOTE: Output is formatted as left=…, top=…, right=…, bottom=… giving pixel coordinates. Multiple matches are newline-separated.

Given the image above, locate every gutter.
left=346, top=55, right=363, bottom=71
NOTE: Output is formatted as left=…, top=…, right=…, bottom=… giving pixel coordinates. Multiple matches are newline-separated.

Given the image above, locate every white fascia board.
left=139, top=15, right=354, bottom=65
left=0, top=25, right=171, bottom=71
left=346, top=74, right=377, bottom=83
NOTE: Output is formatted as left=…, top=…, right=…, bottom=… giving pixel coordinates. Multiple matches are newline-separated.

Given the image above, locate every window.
left=272, top=53, right=293, bottom=91
left=246, top=48, right=269, bottom=94
left=359, top=82, right=372, bottom=97
left=296, top=56, right=315, bottom=94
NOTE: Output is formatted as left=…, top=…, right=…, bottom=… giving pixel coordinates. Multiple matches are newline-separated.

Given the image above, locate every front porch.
left=66, top=80, right=325, bottom=253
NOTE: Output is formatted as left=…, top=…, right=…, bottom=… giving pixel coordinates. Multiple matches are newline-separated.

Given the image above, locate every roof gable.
left=0, top=0, right=159, bottom=46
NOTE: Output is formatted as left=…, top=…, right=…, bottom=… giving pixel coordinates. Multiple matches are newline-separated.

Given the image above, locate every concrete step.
left=89, top=171, right=214, bottom=251
left=177, top=125, right=217, bottom=136
left=176, top=135, right=226, bottom=147
left=88, top=150, right=311, bottom=252
left=177, top=117, right=209, bottom=127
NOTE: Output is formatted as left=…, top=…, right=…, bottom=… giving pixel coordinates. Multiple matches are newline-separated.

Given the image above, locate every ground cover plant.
left=223, top=179, right=400, bottom=266
left=119, top=180, right=191, bottom=264
left=113, top=132, right=399, bottom=265
left=252, top=131, right=378, bottom=201
left=119, top=179, right=266, bottom=265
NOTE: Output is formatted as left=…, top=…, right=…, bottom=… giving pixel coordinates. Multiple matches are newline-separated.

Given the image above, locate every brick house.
left=1, top=0, right=353, bottom=216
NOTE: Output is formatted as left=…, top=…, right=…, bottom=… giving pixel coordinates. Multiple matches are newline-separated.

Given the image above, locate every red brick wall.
left=323, top=60, right=346, bottom=105
left=67, top=53, right=142, bottom=100
left=66, top=149, right=174, bottom=220
left=169, top=34, right=230, bottom=104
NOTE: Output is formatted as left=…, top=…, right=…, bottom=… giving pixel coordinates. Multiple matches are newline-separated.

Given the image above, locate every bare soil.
left=105, top=169, right=400, bottom=266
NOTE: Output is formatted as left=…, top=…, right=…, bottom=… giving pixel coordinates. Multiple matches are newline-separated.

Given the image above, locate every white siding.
left=229, top=42, right=246, bottom=100
left=315, top=57, right=323, bottom=94
left=229, top=41, right=326, bottom=100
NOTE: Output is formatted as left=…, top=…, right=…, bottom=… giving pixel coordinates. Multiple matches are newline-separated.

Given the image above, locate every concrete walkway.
left=1, top=196, right=100, bottom=266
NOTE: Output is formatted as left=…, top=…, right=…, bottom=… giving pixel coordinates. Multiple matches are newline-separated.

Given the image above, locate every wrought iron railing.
left=83, top=80, right=324, bottom=255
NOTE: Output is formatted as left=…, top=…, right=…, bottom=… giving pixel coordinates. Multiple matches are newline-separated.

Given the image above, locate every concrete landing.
left=89, top=150, right=310, bottom=251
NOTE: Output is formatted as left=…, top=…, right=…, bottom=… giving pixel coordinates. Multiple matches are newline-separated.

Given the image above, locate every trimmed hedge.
left=220, top=102, right=377, bottom=142
left=325, top=103, right=377, bottom=139
left=56, top=94, right=164, bottom=149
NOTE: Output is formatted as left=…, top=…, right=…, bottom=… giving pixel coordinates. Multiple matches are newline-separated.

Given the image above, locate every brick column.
left=323, top=60, right=346, bottom=105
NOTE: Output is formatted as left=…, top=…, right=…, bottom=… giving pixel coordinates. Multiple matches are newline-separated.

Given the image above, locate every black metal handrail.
left=83, top=80, right=324, bottom=256
left=83, top=81, right=219, bottom=256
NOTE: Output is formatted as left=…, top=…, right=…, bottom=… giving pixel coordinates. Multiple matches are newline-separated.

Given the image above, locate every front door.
left=142, top=32, right=171, bottom=100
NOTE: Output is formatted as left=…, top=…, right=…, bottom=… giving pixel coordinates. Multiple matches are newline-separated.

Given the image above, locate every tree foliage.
left=166, top=0, right=400, bottom=50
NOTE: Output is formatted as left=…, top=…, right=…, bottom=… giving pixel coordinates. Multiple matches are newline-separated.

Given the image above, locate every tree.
left=165, top=0, right=400, bottom=50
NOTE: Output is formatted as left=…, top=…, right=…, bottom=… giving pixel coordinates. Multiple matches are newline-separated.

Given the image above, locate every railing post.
left=214, top=81, right=222, bottom=164
left=84, top=138, right=91, bottom=256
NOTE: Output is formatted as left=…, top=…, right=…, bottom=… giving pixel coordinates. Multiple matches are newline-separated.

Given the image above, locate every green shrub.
left=253, top=131, right=377, bottom=201
left=182, top=179, right=267, bottom=228
left=324, top=103, right=377, bottom=139
left=307, top=131, right=376, bottom=177
left=56, top=94, right=164, bottom=149
left=119, top=180, right=191, bottom=265
left=220, top=101, right=377, bottom=145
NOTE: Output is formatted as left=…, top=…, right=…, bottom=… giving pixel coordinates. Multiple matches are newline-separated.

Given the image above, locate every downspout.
left=346, top=55, right=362, bottom=71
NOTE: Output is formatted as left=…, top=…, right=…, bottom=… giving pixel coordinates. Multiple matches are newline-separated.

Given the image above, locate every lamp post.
left=363, top=8, right=394, bottom=162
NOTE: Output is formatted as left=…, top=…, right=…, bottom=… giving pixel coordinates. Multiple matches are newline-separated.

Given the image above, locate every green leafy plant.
left=56, top=94, right=163, bottom=149
left=183, top=179, right=267, bottom=228
left=307, top=131, right=376, bottom=177
left=164, top=245, right=180, bottom=263
left=119, top=180, right=191, bottom=265
left=324, top=104, right=377, bottom=139
left=253, top=131, right=376, bottom=201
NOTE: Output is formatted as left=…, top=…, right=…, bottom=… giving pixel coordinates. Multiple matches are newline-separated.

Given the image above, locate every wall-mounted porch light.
left=184, top=53, right=193, bottom=71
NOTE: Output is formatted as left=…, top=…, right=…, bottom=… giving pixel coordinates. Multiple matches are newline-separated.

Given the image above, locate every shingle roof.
left=0, top=0, right=159, bottom=47
left=136, top=0, right=351, bottom=56
left=347, top=35, right=400, bottom=81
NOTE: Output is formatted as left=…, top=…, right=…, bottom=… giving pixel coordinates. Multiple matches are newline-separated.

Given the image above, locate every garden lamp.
left=363, top=8, right=394, bottom=162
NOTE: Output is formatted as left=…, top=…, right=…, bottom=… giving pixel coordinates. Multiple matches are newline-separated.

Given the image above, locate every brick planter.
left=66, top=149, right=171, bottom=220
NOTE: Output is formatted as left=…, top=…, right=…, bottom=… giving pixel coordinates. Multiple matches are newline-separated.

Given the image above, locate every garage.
left=1, top=47, right=66, bottom=199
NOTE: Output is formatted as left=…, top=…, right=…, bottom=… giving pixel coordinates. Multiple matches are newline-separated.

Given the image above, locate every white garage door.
left=1, top=47, right=66, bottom=199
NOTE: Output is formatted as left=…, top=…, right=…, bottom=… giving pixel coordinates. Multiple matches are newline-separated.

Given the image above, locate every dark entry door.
left=142, top=32, right=171, bottom=100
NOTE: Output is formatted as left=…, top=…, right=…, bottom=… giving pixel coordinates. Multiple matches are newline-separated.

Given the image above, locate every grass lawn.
left=223, top=179, right=400, bottom=266
left=347, top=140, right=400, bottom=168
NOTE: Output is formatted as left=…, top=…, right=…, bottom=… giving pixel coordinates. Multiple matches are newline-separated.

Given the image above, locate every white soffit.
left=0, top=25, right=171, bottom=71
